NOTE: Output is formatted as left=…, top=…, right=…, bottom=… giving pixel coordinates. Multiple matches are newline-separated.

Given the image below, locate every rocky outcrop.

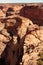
left=20, top=5, right=43, bottom=25
left=0, top=4, right=43, bottom=65
left=0, top=14, right=33, bottom=65
left=20, top=6, right=39, bottom=19
left=0, top=42, right=6, bottom=58
left=21, top=25, right=43, bottom=65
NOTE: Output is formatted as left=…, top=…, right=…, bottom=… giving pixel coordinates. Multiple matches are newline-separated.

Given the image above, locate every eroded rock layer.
left=0, top=4, right=43, bottom=65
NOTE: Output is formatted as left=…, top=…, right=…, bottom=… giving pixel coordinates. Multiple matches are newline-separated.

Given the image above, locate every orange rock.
left=0, top=9, right=5, bottom=18
left=0, top=42, right=6, bottom=57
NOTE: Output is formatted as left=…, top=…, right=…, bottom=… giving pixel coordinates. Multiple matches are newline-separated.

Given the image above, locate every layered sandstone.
left=0, top=4, right=43, bottom=65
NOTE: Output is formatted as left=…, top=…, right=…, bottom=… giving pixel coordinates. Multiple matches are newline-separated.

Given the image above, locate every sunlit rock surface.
left=0, top=4, right=43, bottom=65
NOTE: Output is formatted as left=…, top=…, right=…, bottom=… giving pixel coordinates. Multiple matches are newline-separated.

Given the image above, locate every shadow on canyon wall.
left=20, top=6, right=43, bottom=26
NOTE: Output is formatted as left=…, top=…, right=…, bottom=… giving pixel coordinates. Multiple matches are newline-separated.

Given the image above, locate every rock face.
left=0, top=4, right=43, bottom=65
left=20, top=5, right=43, bottom=26
left=0, top=42, right=6, bottom=57
left=0, top=9, right=5, bottom=18
left=22, top=27, right=43, bottom=65
left=20, top=5, right=43, bottom=20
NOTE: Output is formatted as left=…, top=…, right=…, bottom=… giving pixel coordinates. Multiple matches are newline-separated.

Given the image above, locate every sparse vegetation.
left=37, top=52, right=43, bottom=65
